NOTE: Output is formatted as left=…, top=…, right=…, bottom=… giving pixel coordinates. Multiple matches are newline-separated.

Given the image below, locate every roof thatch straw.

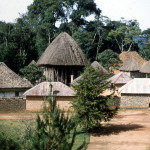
left=24, top=82, right=76, bottom=96
left=0, top=62, right=32, bottom=89
left=37, top=32, right=87, bottom=66
left=140, top=61, right=150, bottom=73
left=119, top=58, right=141, bottom=72
left=71, top=61, right=108, bottom=86
left=119, top=51, right=146, bottom=65
left=107, top=72, right=132, bottom=84
left=29, top=60, right=37, bottom=66
left=91, top=61, right=109, bottom=75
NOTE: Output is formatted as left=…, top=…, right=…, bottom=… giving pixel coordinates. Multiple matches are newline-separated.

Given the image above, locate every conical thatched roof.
left=37, top=32, right=87, bottom=66
left=91, top=61, right=109, bottom=75
left=107, top=72, right=132, bottom=84
left=119, top=58, right=141, bottom=72
left=140, top=61, right=150, bottom=73
left=119, top=51, right=146, bottom=65
left=29, top=60, right=37, bottom=66
left=71, top=61, right=109, bottom=86
left=0, top=62, right=32, bottom=89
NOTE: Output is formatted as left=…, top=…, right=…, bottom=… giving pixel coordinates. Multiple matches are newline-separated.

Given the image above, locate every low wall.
left=120, top=94, right=150, bottom=108
left=0, top=98, right=26, bottom=111
left=26, top=96, right=76, bottom=111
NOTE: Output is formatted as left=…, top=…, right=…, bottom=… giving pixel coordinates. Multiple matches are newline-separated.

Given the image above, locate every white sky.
left=0, top=0, right=149, bottom=31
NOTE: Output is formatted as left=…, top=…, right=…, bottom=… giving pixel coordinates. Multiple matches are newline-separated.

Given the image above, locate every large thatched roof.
left=24, top=82, right=76, bottom=96
left=0, top=62, right=32, bottom=89
left=140, top=61, right=150, bottom=73
left=119, top=58, right=141, bottom=72
left=119, top=51, right=146, bottom=65
left=91, top=61, right=109, bottom=75
left=107, top=72, right=132, bottom=84
left=37, top=32, right=87, bottom=66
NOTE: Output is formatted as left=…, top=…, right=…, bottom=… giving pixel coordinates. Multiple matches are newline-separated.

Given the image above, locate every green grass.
left=0, top=119, right=89, bottom=150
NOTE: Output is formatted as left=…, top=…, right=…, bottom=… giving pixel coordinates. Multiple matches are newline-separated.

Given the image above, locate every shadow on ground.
left=91, top=124, right=144, bottom=136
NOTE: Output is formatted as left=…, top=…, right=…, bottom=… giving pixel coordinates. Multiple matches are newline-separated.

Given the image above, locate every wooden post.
left=71, top=75, right=74, bottom=83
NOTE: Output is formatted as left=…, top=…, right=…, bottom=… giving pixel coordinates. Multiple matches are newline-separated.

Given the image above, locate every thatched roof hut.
left=108, top=72, right=131, bottom=84
left=0, top=62, right=32, bottom=89
left=91, top=61, right=109, bottom=75
left=37, top=32, right=87, bottom=85
left=29, top=60, right=37, bottom=66
left=37, top=32, right=87, bottom=66
left=119, top=51, right=146, bottom=65
left=119, top=58, right=141, bottom=72
left=0, top=62, right=32, bottom=98
left=107, top=72, right=132, bottom=90
left=140, top=61, right=150, bottom=74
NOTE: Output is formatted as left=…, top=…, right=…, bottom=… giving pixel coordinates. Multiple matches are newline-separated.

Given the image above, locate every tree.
left=72, top=64, right=118, bottom=131
left=98, top=49, right=121, bottom=73
left=20, top=64, right=46, bottom=85
left=24, top=91, right=85, bottom=150
left=108, top=19, right=141, bottom=52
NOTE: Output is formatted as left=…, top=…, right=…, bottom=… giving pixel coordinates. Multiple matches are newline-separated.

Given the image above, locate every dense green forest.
left=0, top=0, right=150, bottom=73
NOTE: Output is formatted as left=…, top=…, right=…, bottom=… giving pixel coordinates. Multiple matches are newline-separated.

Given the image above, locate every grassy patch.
left=0, top=119, right=89, bottom=150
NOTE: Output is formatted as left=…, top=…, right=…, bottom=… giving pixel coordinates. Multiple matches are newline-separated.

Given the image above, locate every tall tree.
left=108, top=19, right=141, bottom=52
left=72, top=64, right=118, bottom=131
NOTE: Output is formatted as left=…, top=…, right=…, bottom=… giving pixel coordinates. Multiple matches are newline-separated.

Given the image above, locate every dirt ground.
left=87, top=110, right=150, bottom=150
left=0, top=110, right=150, bottom=150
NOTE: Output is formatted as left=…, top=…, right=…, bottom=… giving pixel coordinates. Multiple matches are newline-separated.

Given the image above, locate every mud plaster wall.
left=120, top=94, right=150, bottom=108
left=26, top=96, right=76, bottom=111
left=0, top=98, right=26, bottom=111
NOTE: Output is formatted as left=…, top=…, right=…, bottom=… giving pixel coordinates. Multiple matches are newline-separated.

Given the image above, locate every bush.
left=0, top=132, right=20, bottom=150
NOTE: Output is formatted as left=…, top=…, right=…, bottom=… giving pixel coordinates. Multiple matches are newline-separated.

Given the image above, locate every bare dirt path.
left=0, top=111, right=37, bottom=119
left=87, top=110, right=150, bottom=150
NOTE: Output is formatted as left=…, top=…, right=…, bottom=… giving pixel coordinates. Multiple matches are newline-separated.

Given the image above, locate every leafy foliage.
left=72, top=64, right=118, bottom=131
left=20, top=64, right=46, bottom=85
left=98, top=49, right=121, bottom=73
left=0, top=132, right=20, bottom=150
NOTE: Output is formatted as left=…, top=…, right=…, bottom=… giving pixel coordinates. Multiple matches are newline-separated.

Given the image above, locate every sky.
left=0, top=0, right=150, bottom=31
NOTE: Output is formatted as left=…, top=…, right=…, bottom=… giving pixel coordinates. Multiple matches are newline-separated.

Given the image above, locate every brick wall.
left=0, top=98, right=26, bottom=111
left=120, top=94, right=150, bottom=108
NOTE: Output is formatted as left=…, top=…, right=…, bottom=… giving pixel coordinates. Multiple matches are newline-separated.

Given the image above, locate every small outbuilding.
left=108, top=72, right=132, bottom=90
left=24, top=82, right=76, bottom=111
left=0, top=62, right=32, bottom=98
left=119, top=58, right=145, bottom=78
left=119, top=78, right=150, bottom=108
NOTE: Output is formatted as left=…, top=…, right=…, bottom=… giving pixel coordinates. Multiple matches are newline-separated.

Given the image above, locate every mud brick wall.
left=120, top=94, right=150, bottom=108
left=0, top=98, right=26, bottom=111
left=26, top=96, right=76, bottom=111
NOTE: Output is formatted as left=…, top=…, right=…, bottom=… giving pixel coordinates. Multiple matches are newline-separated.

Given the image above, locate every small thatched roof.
left=29, top=60, right=37, bottom=66
left=119, top=58, right=141, bottom=72
left=91, top=61, right=109, bottom=75
left=37, top=32, right=87, bottom=66
left=24, top=82, right=76, bottom=96
left=107, top=72, right=132, bottom=84
left=0, top=62, right=32, bottom=89
left=71, top=76, right=82, bottom=86
left=140, top=61, right=150, bottom=73
left=119, top=51, right=146, bottom=65
left=119, top=78, right=150, bottom=94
